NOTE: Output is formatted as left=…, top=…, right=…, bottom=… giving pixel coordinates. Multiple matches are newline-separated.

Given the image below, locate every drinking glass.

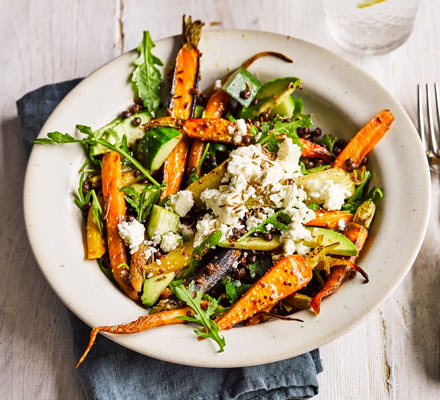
left=322, top=0, right=420, bottom=55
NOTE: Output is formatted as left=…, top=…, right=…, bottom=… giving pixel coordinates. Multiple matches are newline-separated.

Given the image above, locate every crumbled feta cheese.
left=147, top=272, right=153, bottom=278
left=179, top=223, right=194, bottom=238
left=143, top=241, right=157, bottom=260
left=276, top=139, right=302, bottom=174
left=338, top=218, right=346, bottom=231
left=302, top=179, right=351, bottom=210
left=214, top=79, right=222, bottom=90
left=228, top=119, right=248, bottom=144
left=118, top=219, right=145, bottom=254
left=168, top=190, right=194, bottom=217
left=160, top=232, right=181, bottom=253
left=156, top=259, right=162, bottom=265
left=266, top=223, right=274, bottom=231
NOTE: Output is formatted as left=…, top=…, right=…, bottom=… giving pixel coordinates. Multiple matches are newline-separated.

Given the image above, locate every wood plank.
left=0, top=1, right=117, bottom=399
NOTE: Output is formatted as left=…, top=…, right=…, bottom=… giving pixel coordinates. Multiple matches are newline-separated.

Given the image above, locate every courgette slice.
left=136, top=127, right=182, bottom=171
left=147, top=205, right=180, bottom=240
left=90, top=112, right=151, bottom=155
left=219, top=235, right=282, bottom=251
left=141, top=272, right=176, bottom=307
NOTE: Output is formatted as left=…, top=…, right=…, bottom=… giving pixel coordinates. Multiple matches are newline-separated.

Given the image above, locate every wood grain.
left=1, top=0, right=439, bottom=399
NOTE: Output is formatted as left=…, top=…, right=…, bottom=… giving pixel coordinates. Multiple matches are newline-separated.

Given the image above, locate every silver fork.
left=418, top=83, right=440, bottom=164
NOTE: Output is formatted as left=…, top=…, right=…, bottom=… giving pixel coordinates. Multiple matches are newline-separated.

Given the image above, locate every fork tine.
left=426, top=84, right=438, bottom=155
left=434, top=82, right=440, bottom=156
left=418, top=84, right=426, bottom=149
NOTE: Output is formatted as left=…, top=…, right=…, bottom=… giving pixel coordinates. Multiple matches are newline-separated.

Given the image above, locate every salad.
left=34, top=16, right=394, bottom=366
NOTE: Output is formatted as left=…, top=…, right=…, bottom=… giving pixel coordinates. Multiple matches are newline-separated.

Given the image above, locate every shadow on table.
left=410, top=166, right=440, bottom=381
left=0, top=117, right=85, bottom=400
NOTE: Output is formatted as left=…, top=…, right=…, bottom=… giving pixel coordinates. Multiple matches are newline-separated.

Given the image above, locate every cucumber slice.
left=141, top=272, right=176, bottom=306
left=223, top=67, right=261, bottom=107
left=220, top=235, right=282, bottom=251
left=90, top=112, right=151, bottom=156
left=147, top=205, right=180, bottom=240
left=304, top=227, right=358, bottom=256
left=136, top=127, right=182, bottom=171
left=194, top=104, right=205, bottom=118
left=270, top=94, right=295, bottom=117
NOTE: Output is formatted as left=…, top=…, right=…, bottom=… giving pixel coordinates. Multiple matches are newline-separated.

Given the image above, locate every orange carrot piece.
left=101, top=152, right=139, bottom=301
left=333, top=110, right=394, bottom=170
left=311, top=221, right=368, bottom=313
left=161, top=136, right=190, bottom=199
left=162, top=16, right=203, bottom=199
left=305, top=210, right=353, bottom=229
left=184, top=118, right=236, bottom=143
left=76, top=307, right=192, bottom=368
left=187, top=90, right=230, bottom=176
left=216, top=255, right=312, bottom=330
left=299, top=138, right=332, bottom=162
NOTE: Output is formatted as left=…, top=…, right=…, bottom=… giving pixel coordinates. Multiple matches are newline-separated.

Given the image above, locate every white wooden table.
left=1, top=1, right=439, bottom=398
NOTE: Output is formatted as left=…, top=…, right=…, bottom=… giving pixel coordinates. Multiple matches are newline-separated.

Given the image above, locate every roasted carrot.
left=216, top=255, right=312, bottom=330
left=333, top=110, right=394, bottom=170
left=101, top=152, right=139, bottom=301
left=161, top=16, right=204, bottom=200
left=305, top=210, right=353, bottom=229
left=86, top=204, right=106, bottom=259
left=184, top=118, right=332, bottom=160
left=311, top=222, right=369, bottom=314
left=187, top=89, right=230, bottom=177
left=299, top=138, right=332, bottom=161
left=76, top=307, right=193, bottom=368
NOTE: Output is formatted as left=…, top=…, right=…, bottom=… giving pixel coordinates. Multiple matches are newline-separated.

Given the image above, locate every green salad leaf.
left=248, top=254, right=273, bottom=278
left=318, top=134, right=337, bottom=156
left=222, top=278, right=252, bottom=305
left=171, top=281, right=225, bottom=352
left=237, top=210, right=290, bottom=242
left=342, top=171, right=383, bottom=212
left=131, top=31, right=163, bottom=116
left=179, top=230, right=222, bottom=279
left=121, top=185, right=160, bottom=223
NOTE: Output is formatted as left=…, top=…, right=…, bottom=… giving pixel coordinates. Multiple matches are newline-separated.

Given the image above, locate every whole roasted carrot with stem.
left=216, top=255, right=312, bottom=330
left=311, top=201, right=375, bottom=313
left=161, top=16, right=204, bottom=200
left=333, top=110, right=394, bottom=170
left=101, top=152, right=139, bottom=302
left=183, top=118, right=332, bottom=160
left=187, top=89, right=230, bottom=177
left=76, top=307, right=193, bottom=368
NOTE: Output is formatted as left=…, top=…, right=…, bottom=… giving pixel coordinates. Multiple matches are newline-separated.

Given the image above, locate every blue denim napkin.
left=17, top=80, right=323, bottom=400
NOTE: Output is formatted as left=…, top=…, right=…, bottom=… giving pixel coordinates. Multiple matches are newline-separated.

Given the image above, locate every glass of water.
left=322, top=0, right=420, bottom=55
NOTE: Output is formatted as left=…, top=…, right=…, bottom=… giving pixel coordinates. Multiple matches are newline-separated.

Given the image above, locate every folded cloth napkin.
left=16, top=80, right=323, bottom=400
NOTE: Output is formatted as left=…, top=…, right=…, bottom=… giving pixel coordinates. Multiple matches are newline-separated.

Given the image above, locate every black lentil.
left=345, top=157, right=357, bottom=172
left=240, top=89, right=251, bottom=99
left=132, top=117, right=142, bottom=127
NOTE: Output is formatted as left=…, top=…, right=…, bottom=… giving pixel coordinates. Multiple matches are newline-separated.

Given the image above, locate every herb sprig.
left=171, top=281, right=226, bottom=352
left=34, top=127, right=161, bottom=187
left=237, top=209, right=290, bottom=242
left=121, top=185, right=160, bottom=223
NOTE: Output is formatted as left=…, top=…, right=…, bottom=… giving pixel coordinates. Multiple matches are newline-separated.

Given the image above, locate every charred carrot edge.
left=305, top=210, right=353, bottom=229
left=299, top=138, right=332, bottom=162
left=333, top=110, right=394, bottom=170
left=311, top=221, right=368, bottom=313
left=216, top=255, right=312, bottom=331
left=187, top=90, right=230, bottom=176
left=241, top=51, right=293, bottom=69
left=102, top=152, right=139, bottom=301
left=162, top=16, right=204, bottom=199
left=76, top=307, right=193, bottom=368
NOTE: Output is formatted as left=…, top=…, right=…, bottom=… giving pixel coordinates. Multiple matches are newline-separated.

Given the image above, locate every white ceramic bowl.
left=23, top=30, right=430, bottom=367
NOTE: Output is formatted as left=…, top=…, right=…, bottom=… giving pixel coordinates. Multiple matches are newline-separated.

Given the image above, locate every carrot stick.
left=333, top=110, right=394, bottom=170
left=311, top=221, right=368, bottom=313
left=305, top=210, right=353, bottom=229
left=76, top=307, right=192, bottom=368
left=187, top=90, right=230, bottom=176
left=216, top=255, right=312, bottom=330
left=184, top=118, right=332, bottom=161
left=162, top=16, right=203, bottom=199
left=101, top=152, right=139, bottom=301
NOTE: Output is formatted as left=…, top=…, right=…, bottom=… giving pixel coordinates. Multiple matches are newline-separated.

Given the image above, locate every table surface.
left=1, top=1, right=439, bottom=399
